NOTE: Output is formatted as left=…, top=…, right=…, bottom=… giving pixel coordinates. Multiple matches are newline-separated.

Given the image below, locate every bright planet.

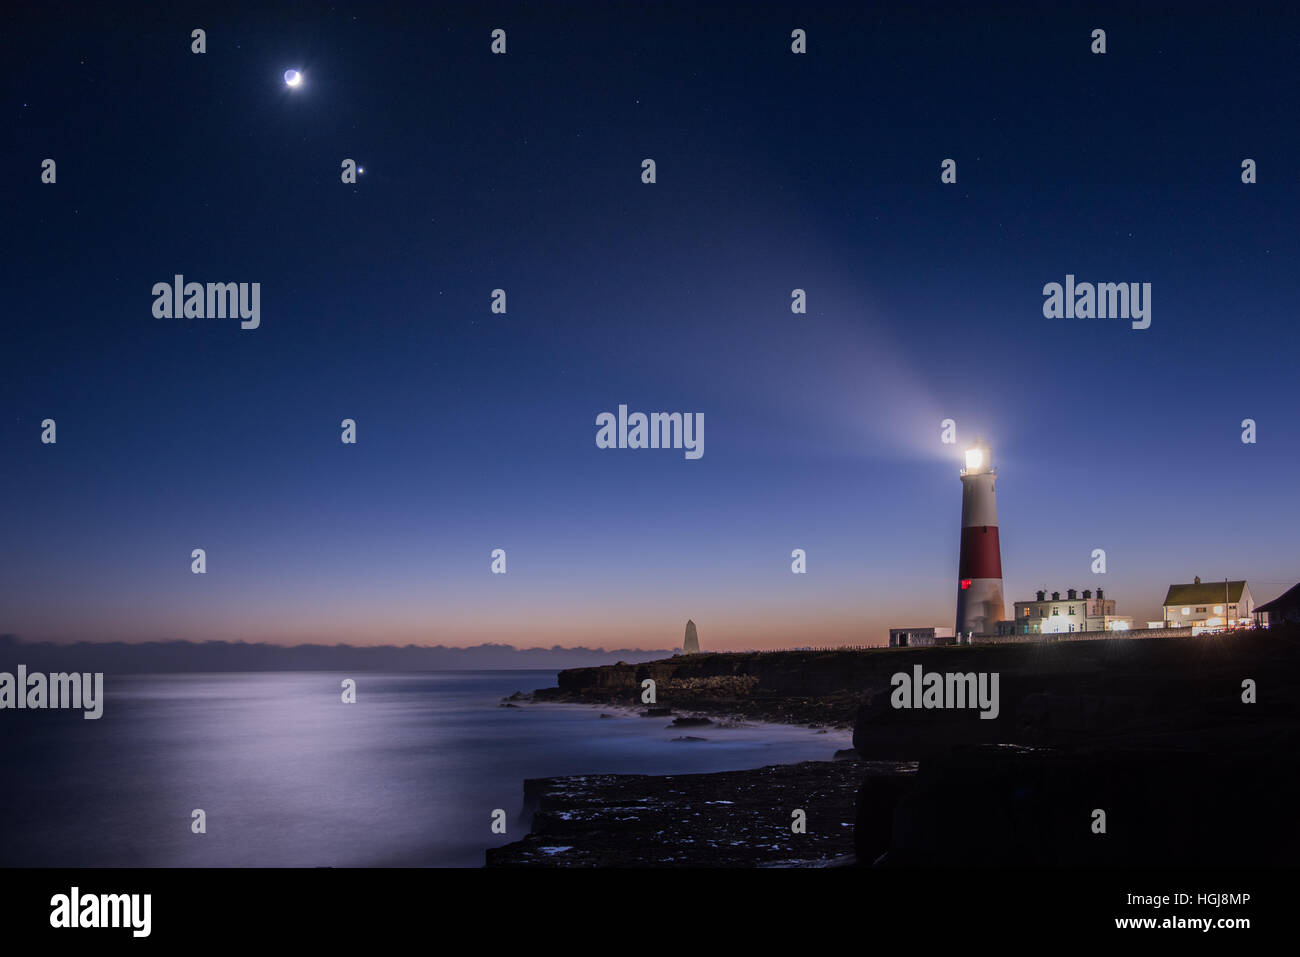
left=283, top=69, right=302, bottom=88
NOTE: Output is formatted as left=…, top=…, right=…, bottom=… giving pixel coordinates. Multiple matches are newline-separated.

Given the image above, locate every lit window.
left=1182, top=607, right=1191, bottom=615
left=1213, top=605, right=1224, bottom=614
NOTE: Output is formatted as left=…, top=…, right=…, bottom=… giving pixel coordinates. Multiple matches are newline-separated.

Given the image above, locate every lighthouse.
left=955, top=438, right=1005, bottom=637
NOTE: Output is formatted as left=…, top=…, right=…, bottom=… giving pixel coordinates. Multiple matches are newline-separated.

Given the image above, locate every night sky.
left=4, top=2, right=1297, bottom=649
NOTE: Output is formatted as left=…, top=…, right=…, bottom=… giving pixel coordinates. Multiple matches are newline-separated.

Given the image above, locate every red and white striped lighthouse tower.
left=955, top=438, right=1005, bottom=638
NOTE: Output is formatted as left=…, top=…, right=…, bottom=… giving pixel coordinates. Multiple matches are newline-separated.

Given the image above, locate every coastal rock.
left=664, top=675, right=758, bottom=694
left=1016, top=692, right=1145, bottom=733
left=640, top=707, right=673, bottom=717
left=853, top=764, right=919, bottom=864
left=536, top=649, right=864, bottom=725
left=486, top=761, right=873, bottom=867
left=670, top=716, right=712, bottom=727
left=599, top=713, right=617, bottom=719
left=853, top=630, right=1300, bottom=758
left=506, top=626, right=1300, bottom=868
left=670, top=735, right=707, bottom=742
left=874, top=743, right=1300, bottom=866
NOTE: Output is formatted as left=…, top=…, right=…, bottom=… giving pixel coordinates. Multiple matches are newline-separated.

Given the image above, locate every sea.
left=0, top=671, right=850, bottom=867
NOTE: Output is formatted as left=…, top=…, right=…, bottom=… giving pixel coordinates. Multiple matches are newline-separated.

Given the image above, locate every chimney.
left=1096, top=588, right=1104, bottom=599
left=1194, top=576, right=1201, bottom=584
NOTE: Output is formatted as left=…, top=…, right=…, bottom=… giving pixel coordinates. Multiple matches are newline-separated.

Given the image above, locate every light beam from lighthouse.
left=955, top=438, right=1005, bottom=638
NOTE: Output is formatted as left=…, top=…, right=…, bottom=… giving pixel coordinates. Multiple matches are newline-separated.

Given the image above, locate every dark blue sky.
left=3, top=2, right=1297, bottom=648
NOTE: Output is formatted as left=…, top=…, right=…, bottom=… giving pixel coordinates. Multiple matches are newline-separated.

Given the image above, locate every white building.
left=888, top=626, right=955, bottom=648
left=999, top=588, right=1134, bottom=636
left=1162, top=577, right=1253, bottom=630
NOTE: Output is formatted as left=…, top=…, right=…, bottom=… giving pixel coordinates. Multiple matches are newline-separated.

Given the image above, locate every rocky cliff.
left=511, top=627, right=1300, bottom=866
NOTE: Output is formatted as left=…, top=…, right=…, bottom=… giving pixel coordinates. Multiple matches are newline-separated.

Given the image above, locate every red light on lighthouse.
left=960, top=579, right=972, bottom=590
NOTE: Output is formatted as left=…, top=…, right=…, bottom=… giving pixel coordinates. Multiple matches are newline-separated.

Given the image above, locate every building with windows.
left=1162, top=577, right=1253, bottom=630
left=998, top=587, right=1134, bottom=636
left=1254, top=583, right=1300, bottom=628
left=888, top=626, right=955, bottom=648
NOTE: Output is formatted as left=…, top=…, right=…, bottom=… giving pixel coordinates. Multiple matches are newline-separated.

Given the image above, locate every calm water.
left=0, top=671, right=849, bottom=867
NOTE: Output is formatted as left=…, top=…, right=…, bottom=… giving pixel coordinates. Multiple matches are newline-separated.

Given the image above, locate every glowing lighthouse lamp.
left=955, top=438, right=1006, bottom=642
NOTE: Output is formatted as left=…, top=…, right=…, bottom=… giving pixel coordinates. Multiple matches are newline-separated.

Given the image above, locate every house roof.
left=1164, top=581, right=1247, bottom=606
left=1255, top=583, right=1300, bottom=613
